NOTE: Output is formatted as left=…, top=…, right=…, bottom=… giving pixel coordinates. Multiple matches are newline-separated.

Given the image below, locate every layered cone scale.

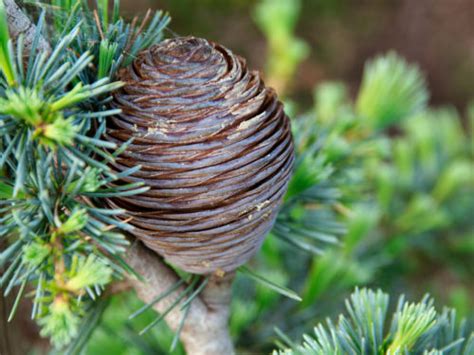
left=105, top=37, right=294, bottom=274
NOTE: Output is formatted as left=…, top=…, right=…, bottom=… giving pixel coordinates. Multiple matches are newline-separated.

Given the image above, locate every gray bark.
left=3, top=0, right=50, bottom=52
left=4, top=3, right=236, bottom=353
left=126, top=242, right=235, bottom=355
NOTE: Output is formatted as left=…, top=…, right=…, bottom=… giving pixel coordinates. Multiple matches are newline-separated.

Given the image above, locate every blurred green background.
left=120, top=0, right=474, bottom=110
left=4, top=0, right=473, bottom=354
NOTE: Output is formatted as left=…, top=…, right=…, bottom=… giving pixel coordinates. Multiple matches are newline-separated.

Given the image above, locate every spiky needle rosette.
left=105, top=37, right=294, bottom=274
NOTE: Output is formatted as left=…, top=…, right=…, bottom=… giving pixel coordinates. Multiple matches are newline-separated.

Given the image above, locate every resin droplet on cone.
left=106, top=37, right=294, bottom=274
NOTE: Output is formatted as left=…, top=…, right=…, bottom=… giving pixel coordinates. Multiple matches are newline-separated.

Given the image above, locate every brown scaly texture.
left=105, top=36, right=294, bottom=274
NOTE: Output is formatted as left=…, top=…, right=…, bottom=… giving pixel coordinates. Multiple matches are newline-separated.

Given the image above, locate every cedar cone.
left=105, top=37, right=294, bottom=274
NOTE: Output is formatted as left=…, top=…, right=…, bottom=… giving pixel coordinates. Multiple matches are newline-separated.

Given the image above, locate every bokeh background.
left=121, top=0, right=474, bottom=110
left=2, top=0, right=473, bottom=354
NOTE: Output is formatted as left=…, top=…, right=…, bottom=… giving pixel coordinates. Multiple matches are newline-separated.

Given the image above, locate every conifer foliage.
left=275, top=288, right=474, bottom=355
left=0, top=0, right=169, bottom=347
left=0, top=0, right=472, bottom=352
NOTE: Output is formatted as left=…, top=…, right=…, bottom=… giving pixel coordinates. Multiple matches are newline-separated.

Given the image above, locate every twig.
left=4, top=3, right=236, bottom=353
left=125, top=241, right=235, bottom=355
left=3, top=0, right=50, bottom=52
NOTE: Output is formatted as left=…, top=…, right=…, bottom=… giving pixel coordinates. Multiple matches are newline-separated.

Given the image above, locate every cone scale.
left=106, top=37, right=294, bottom=274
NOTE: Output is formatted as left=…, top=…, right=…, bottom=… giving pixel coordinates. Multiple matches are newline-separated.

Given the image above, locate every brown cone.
left=105, top=37, right=294, bottom=274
